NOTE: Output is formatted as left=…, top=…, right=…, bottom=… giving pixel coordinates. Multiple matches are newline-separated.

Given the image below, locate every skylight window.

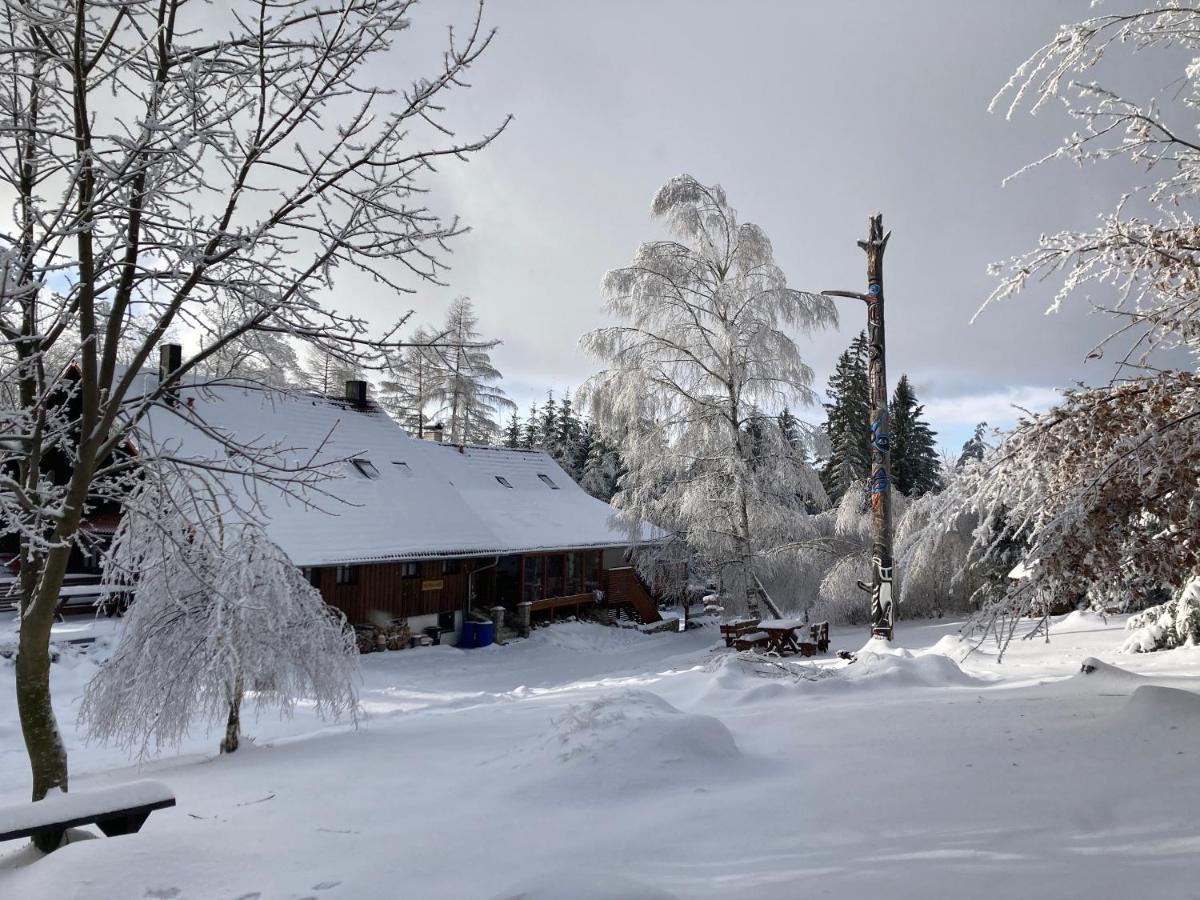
left=350, top=459, right=380, bottom=479
left=391, top=461, right=412, bottom=476
left=538, top=473, right=560, bottom=490
left=495, top=476, right=514, bottom=489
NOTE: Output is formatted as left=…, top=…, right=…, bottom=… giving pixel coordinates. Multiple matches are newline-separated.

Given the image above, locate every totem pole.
left=824, top=215, right=895, bottom=641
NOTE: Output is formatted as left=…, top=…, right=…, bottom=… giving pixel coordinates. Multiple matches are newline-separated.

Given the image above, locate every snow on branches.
left=900, top=374, right=1200, bottom=657
left=985, top=2, right=1200, bottom=364
left=582, top=175, right=835, bottom=613
left=80, top=476, right=359, bottom=758
left=1123, top=576, right=1200, bottom=652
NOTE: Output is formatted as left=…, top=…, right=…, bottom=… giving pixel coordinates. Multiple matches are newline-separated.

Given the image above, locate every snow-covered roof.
left=135, top=380, right=633, bottom=566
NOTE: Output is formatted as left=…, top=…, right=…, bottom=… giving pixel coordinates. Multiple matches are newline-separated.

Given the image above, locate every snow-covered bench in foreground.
left=0, top=780, right=175, bottom=846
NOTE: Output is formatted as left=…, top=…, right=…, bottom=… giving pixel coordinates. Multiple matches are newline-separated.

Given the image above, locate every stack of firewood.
left=354, top=619, right=413, bottom=653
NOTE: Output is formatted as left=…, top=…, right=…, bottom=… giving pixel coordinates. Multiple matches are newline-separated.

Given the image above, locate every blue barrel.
left=458, top=621, right=477, bottom=649
left=475, top=620, right=494, bottom=647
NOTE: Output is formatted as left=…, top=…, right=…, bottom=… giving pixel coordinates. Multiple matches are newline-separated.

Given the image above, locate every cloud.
left=922, top=385, right=1064, bottom=429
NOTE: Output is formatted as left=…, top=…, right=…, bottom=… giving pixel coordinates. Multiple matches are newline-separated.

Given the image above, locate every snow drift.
left=525, top=690, right=741, bottom=795
left=838, top=646, right=984, bottom=689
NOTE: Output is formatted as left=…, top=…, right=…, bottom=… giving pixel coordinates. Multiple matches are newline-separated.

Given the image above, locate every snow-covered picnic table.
left=0, top=780, right=175, bottom=846
left=754, top=619, right=805, bottom=655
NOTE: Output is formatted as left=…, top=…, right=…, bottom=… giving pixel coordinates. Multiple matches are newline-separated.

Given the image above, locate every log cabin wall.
left=309, top=558, right=474, bottom=625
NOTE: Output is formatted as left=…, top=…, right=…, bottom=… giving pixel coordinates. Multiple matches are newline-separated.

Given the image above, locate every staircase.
left=601, top=568, right=663, bottom=625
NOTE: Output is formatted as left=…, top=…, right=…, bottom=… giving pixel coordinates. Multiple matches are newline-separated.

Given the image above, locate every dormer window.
left=350, top=459, right=380, bottom=479
left=538, top=473, right=560, bottom=490
left=495, top=476, right=514, bottom=489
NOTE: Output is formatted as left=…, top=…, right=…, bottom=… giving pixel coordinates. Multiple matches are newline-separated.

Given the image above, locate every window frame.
left=537, top=473, right=560, bottom=490
left=350, top=458, right=381, bottom=479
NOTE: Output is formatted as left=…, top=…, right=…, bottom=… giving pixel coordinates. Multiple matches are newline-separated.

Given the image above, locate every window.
left=302, top=567, right=321, bottom=588
left=537, top=473, right=560, bottom=490
left=495, top=476, right=514, bottom=489
left=522, top=556, right=543, bottom=603
left=391, top=461, right=412, bottom=476
left=442, top=559, right=461, bottom=575
left=584, top=552, right=601, bottom=593
left=350, top=459, right=380, bottom=479
left=400, top=561, right=419, bottom=578
left=546, top=554, right=564, bottom=599
left=566, top=552, right=583, bottom=595
left=335, top=565, right=357, bottom=585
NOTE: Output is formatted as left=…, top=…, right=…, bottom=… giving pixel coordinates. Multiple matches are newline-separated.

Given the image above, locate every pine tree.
left=503, top=412, right=522, bottom=448
left=522, top=402, right=539, bottom=449
left=554, top=392, right=584, bottom=473
left=819, top=332, right=871, bottom=504
left=956, top=421, right=988, bottom=471
left=538, top=391, right=559, bottom=452
left=580, top=430, right=623, bottom=502
left=889, top=375, right=941, bottom=497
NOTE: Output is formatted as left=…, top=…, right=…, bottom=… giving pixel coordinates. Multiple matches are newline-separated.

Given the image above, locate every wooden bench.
left=733, top=630, right=770, bottom=652
left=0, top=780, right=175, bottom=847
left=720, top=619, right=762, bottom=648
left=809, top=621, right=830, bottom=654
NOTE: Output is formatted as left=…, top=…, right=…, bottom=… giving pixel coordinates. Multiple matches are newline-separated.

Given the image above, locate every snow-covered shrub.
left=1123, top=577, right=1200, bottom=653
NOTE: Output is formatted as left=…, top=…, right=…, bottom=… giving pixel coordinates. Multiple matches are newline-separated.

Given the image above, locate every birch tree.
left=0, top=0, right=505, bottom=841
left=79, top=475, right=358, bottom=757
left=582, top=174, right=836, bottom=614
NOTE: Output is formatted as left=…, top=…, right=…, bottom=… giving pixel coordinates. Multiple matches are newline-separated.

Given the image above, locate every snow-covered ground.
left=2, top=611, right=1200, bottom=899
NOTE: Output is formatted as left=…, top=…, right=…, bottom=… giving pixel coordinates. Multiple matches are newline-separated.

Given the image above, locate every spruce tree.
left=538, top=391, right=559, bottom=452
left=956, top=421, right=988, bottom=471
left=889, top=374, right=941, bottom=497
left=522, top=403, right=540, bottom=449
left=503, top=412, right=522, bottom=448
left=819, top=332, right=871, bottom=504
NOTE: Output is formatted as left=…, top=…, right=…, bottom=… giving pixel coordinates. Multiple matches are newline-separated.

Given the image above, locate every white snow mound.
left=1117, top=685, right=1200, bottom=728
left=532, top=690, right=740, bottom=793
left=1075, top=657, right=1145, bottom=685
left=839, top=650, right=983, bottom=688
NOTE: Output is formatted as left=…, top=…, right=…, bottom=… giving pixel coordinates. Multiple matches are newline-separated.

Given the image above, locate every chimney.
left=159, top=343, right=182, bottom=406
left=344, top=379, right=368, bottom=407
left=429, top=423, right=444, bottom=443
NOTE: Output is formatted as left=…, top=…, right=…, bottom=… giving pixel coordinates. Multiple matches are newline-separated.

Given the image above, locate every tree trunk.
left=15, top=545, right=73, bottom=851
left=220, top=679, right=244, bottom=754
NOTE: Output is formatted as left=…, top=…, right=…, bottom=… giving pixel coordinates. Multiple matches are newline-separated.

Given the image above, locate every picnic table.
left=755, top=619, right=806, bottom=655
left=729, top=618, right=830, bottom=657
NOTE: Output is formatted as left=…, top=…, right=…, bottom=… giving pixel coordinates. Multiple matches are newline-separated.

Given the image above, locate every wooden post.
left=824, top=214, right=895, bottom=641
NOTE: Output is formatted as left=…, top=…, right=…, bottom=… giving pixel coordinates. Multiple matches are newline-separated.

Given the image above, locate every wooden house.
left=134, top=362, right=664, bottom=642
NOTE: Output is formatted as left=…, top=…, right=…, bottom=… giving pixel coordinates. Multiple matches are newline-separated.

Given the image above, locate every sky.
left=333, top=0, right=1183, bottom=453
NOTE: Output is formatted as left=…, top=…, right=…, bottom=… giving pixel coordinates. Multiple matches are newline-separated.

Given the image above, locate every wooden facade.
left=306, top=547, right=641, bottom=627
left=306, top=559, right=474, bottom=624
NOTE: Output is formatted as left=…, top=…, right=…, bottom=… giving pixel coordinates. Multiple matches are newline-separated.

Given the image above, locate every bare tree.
left=0, top=0, right=506, bottom=842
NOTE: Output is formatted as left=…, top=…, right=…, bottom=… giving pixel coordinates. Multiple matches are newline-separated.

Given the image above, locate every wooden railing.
left=529, top=592, right=594, bottom=613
